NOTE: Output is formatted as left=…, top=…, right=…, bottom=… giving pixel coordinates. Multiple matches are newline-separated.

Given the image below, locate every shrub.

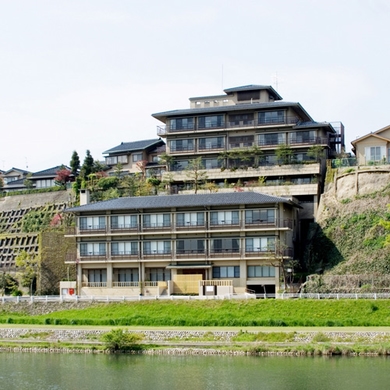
left=101, top=328, right=143, bottom=351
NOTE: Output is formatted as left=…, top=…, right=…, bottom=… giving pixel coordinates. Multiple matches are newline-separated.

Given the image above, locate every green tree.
left=23, top=173, right=34, bottom=189
left=80, top=150, right=95, bottom=179
left=15, top=250, right=38, bottom=295
left=307, top=145, right=325, bottom=162
left=276, top=144, right=293, bottom=165
left=185, top=157, right=208, bottom=194
left=101, top=329, right=143, bottom=351
left=70, top=150, right=81, bottom=176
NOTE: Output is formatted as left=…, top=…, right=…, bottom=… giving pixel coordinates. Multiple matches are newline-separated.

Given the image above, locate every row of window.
left=79, top=210, right=276, bottom=230
left=86, top=265, right=276, bottom=283
left=169, top=111, right=288, bottom=131
left=169, top=131, right=317, bottom=152
left=79, top=237, right=276, bottom=256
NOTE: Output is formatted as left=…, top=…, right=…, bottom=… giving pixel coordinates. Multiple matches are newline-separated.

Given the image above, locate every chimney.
left=80, top=189, right=90, bottom=205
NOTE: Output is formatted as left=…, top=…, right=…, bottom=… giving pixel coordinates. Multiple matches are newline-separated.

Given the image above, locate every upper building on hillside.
left=351, top=125, right=390, bottom=165
left=103, top=138, right=166, bottom=178
left=152, top=84, right=345, bottom=226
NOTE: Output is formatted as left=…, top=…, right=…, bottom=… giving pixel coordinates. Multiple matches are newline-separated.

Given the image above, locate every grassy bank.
left=2, top=299, right=390, bottom=327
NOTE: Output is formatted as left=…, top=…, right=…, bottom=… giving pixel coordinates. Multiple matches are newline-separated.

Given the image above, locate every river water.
left=0, top=353, right=388, bottom=390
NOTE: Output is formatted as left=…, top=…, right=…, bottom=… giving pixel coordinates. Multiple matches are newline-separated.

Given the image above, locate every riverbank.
left=1, top=327, right=390, bottom=357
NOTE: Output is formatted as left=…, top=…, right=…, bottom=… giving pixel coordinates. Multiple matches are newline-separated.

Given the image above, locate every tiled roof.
left=31, top=166, right=70, bottom=177
left=103, top=139, right=164, bottom=155
left=223, top=84, right=282, bottom=100
left=4, top=167, right=30, bottom=175
left=152, top=101, right=312, bottom=122
left=65, top=192, right=299, bottom=213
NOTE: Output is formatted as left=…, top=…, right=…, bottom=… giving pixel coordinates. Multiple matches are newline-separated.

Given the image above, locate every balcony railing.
left=112, top=281, right=139, bottom=287
left=157, top=116, right=302, bottom=135
left=82, top=282, right=107, bottom=288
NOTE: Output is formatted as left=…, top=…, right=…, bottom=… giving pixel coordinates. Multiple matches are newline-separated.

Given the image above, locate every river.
left=0, top=353, right=388, bottom=389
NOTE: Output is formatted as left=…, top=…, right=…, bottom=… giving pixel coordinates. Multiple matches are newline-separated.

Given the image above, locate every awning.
left=166, top=264, right=213, bottom=269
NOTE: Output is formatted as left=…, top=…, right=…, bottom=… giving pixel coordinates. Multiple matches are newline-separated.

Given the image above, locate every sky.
left=1, top=0, right=390, bottom=172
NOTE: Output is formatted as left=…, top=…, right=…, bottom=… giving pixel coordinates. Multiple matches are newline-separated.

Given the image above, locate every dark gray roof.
left=223, top=84, right=282, bottom=100
left=103, top=139, right=164, bottom=155
left=152, top=101, right=312, bottom=123
left=31, top=166, right=70, bottom=178
left=293, top=121, right=335, bottom=132
left=65, top=192, right=299, bottom=213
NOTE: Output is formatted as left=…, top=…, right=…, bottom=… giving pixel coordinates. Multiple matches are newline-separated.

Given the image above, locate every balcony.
left=111, top=252, right=139, bottom=261
left=82, top=282, right=107, bottom=288
left=175, top=222, right=206, bottom=231
left=209, top=248, right=240, bottom=258
left=79, top=225, right=107, bottom=234
left=110, top=224, right=139, bottom=233
left=175, top=250, right=207, bottom=259
left=210, top=220, right=240, bottom=230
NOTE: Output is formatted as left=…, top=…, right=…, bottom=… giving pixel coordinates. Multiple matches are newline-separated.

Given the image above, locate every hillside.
left=304, top=166, right=390, bottom=292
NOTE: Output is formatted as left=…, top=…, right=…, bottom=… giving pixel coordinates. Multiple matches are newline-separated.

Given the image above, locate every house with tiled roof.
left=103, top=138, right=166, bottom=178
left=351, top=125, right=390, bottom=165
left=64, top=191, right=300, bottom=297
left=1, top=168, right=31, bottom=191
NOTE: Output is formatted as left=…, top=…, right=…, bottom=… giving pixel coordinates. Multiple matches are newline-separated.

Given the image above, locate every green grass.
left=2, top=299, right=390, bottom=327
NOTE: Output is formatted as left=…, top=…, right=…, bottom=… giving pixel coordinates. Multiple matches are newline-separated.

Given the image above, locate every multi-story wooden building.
left=64, top=192, right=300, bottom=296
left=152, top=84, right=344, bottom=225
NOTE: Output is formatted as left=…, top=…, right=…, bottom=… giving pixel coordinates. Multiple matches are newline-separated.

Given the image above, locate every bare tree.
left=185, top=157, right=208, bottom=194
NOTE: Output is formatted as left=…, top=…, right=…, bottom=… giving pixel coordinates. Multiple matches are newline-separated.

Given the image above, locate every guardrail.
left=3, top=292, right=390, bottom=304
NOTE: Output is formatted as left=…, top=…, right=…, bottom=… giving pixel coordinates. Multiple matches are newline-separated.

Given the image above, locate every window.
left=289, top=131, right=315, bottom=144
left=237, top=90, right=260, bottom=101
left=198, top=115, right=224, bottom=129
left=170, top=117, right=194, bottom=131
left=105, top=156, right=118, bottom=165
left=212, top=266, right=240, bottom=278
left=143, top=241, right=171, bottom=255
left=172, top=160, right=189, bottom=171
left=245, top=209, right=275, bottom=224
left=202, top=158, right=221, bottom=170
left=176, top=239, right=205, bottom=254
left=245, top=237, right=275, bottom=252
left=132, top=153, right=143, bottom=162
left=170, top=139, right=194, bottom=152
left=228, top=113, right=254, bottom=125
left=146, top=268, right=171, bottom=281
left=228, top=135, right=254, bottom=147
left=176, top=212, right=205, bottom=227
left=247, top=265, right=275, bottom=278
left=258, top=133, right=284, bottom=146
left=365, top=146, right=385, bottom=162
left=115, top=268, right=139, bottom=282
left=118, top=155, right=128, bottom=163
left=210, top=211, right=239, bottom=225
left=198, top=137, right=225, bottom=150
left=88, top=269, right=107, bottom=282
left=258, top=111, right=285, bottom=124
left=80, top=243, right=106, bottom=256
left=80, top=216, right=106, bottom=230
left=143, top=213, right=170, bottom=228
left=211, top=238, right=239, bottom=252
left=111, top=242, right=138, bottom=255
left=111, top=215, right=138, bottom=229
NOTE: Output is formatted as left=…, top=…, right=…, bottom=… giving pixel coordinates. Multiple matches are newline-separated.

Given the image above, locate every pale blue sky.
left=1, top=0, right=389, bottom=171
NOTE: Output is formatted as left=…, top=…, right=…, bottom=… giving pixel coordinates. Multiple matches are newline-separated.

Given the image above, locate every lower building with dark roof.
left=64, top=191, right=300, bottom=297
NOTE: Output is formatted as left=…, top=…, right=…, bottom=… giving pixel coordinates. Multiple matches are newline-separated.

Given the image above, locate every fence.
left=3, top=292, right=390, bottom=304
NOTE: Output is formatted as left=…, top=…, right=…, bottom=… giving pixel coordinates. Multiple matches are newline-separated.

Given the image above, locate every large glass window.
left=172, top=160, right=189, bottom=171
left=111, top=242, right=138, bottom=256
left=212, top=266, right=240, bottom=278
left=247, top=266, right=275, bottom=277
left=80, top=243, right=106, bottom=256
left=143, top=214, right=170, bottom=228
left=146, top=268, right=171, bottom=281
left=245, top=209, right=275, bottom=224
left=80, top=216, right=106, bottom=230
left=88, top=269, right=107, bottom=283
left=170, top=117, right=194, bottom=131
left=176, top=212, right=205, bottom=227
left=198, top=115, right=224, bottom=129
left=202, top=158, right=221, bottom=169
left=176, top=239, right=205, bottom=254
left=258, top=111, right=285, bottom=124
left=111, top=215, right=138, bottom=229
left=170, top=139, right=194, bottom=152
left=198, top=137, right=225, bottom=150
left=210, top=211, right=239, bottom=225
left=143, top=241, right=171, bottom=255
left=228, top=113, right=254, bottom=126
left=289, top=131, right=316, bottom=144
left=115, top=268, right=139, bottom=282
left=211, top=238, right=239, bottom=253
left=258, top=133, right=285, bottom=146
left=245, top=237, right=275, bottom=252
